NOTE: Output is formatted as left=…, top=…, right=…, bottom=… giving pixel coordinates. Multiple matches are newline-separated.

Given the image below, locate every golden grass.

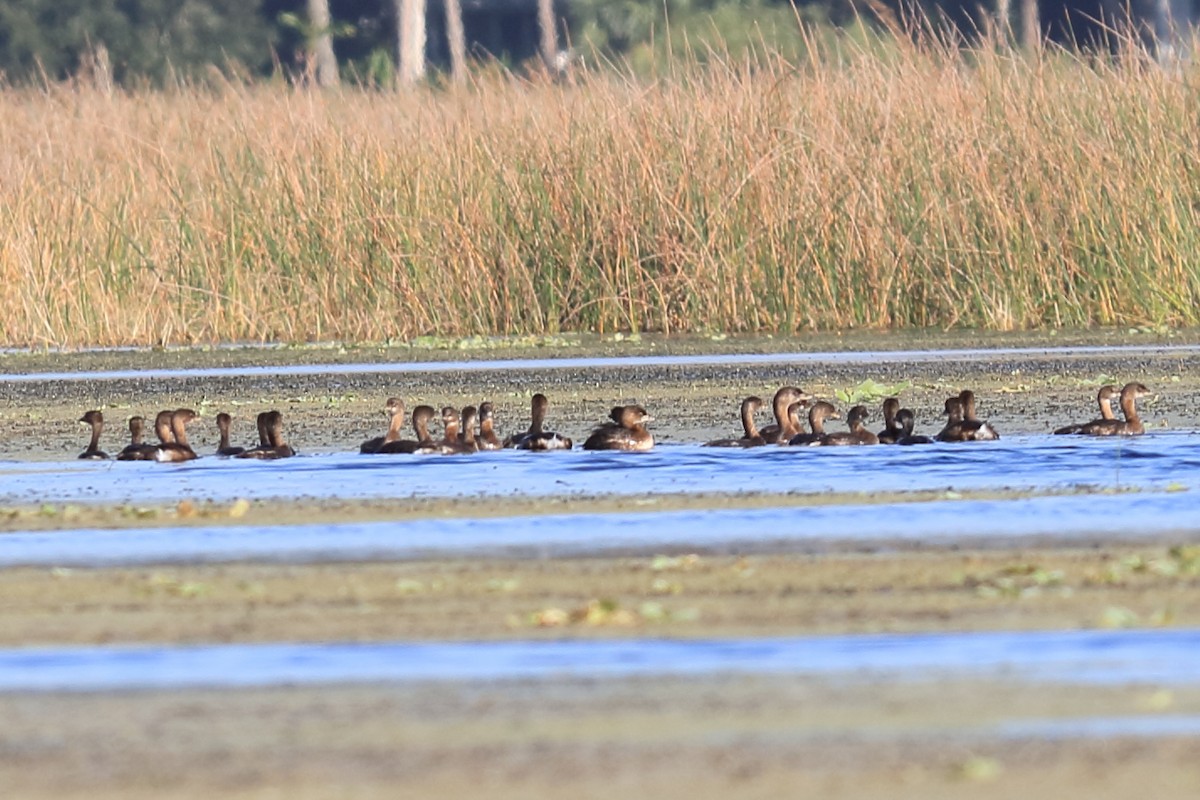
left=2, top=33, right=1199, bottom=347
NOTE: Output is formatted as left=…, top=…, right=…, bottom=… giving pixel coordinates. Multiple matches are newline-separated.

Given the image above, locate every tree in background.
left=0, top=0, right=273, bottom=84
left=443, top=0, right=467, bottom=83
left=398, top=0, right=426, bottom=84
left=306, top=0, right=340, bottom=85
left=538, top=0, right=559, bottom=71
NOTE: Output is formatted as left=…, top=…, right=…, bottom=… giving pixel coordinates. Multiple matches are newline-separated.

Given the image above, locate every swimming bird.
left=876, top=397, right=903, bottom=444
left=1061, top=382, right=1151, bottom=436
left=894, top=409, right=934, bottom=445
left=117, top=416, right=159, bottom=460
left=378, top=405, right=438, bottom=454
left=1054, top=385, right=1118, bottom=435
left=583, top=405, right=655, bottom=451
left=476, top=402, right=503, bottom=450
left=237, top=411, right=295, bottom=459
left=215, top=412, right=246, bottom=457
left=506, top=393, right=572, bottom=451
left=704, top=396, right=766, bottom=448
left=788, top=401, right=840, bottom=446
left=759, top=387, right=811, bottom=444
left=360, top=398, right=405, bottom=454
left=936, top=391, right=999, bottom=442
left=154, top=409, right=199, bottom=463
left=77, top=410, right=109, bottom=460
left=819, top=405, right=879, bottom=446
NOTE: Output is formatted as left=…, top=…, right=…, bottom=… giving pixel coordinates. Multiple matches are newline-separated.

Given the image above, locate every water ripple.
left=0, top=629, right=1198, bottom=692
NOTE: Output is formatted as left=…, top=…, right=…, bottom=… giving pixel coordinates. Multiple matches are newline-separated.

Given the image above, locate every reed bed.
left=2, top=35, right=1199, bottom=347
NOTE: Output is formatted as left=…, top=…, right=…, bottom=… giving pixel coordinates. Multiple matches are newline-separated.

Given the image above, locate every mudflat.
left=1, top=334, right=1198, bottom=799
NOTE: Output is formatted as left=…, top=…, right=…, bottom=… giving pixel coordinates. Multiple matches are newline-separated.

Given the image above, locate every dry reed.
left=2, top=34, right=1199, bottom=347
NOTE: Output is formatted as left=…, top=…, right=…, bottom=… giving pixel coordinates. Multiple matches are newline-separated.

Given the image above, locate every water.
left=0, top=629, right=1196, bottom=692
left=4, top=343, right=1199, bottom=383
left=2, top=434, right=1198, bottom=507
left=1, top=490, right=1197, bottom=567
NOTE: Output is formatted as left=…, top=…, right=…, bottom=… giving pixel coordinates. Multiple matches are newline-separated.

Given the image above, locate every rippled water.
left=0, top=629, right=1196, bottom=692
left=0, top=490, right=1197, bottom=567
left=2, top=434, right=1198, bottom=507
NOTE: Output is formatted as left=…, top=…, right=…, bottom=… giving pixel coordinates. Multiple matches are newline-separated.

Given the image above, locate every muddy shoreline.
left=2, top=338, right=1199, bottom=799
left=1, top=336, right=1198, bottom=459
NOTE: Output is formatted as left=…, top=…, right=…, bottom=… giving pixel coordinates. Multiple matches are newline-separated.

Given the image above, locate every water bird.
left=1059, top=382, right=1150, bottom=436
left=476, top=402, right=503, bottom=450
left=152, top=410, right=176, bottom=444
left=704, top=396, right=766, bottom=447
left=876, top=397, right=903, bottom=444
left=759, top=387, right=811, bottom=444
left=894, top=409, right=934, bottom=445
left=583, top=405, right=655, bottom=451
left=936, top=390, right=999, bottom=442
left=154, top=409, right=199, bottom=463
left=215, top=412, right=246, bottom=457
left=819, top=404, right=879, bottom=446
left=506, top=393, right=572, bottom=451
left=378, top=405, right=438, bottom=454
left=788, top=401, right=840, bottom=446
left=1054, top=385, right=1118, bottom=435
left=236, top=410, right=295, bottom=459
left=117, top=416, right=159, bottom=460
left=77, top=410, right=109, bottom=460
left=360, top=398, right=406, bottom=454
left=456, top=406, right=482, bottom=454
left=436, top=407, right=476, bottom=454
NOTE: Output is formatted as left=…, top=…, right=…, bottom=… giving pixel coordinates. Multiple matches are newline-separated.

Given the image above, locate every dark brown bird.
left=77, top=410, right=109, bottom=460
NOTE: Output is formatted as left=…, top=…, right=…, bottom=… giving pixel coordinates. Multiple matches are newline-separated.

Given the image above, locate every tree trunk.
left=537, top=0, right=558, bottom=71
left=307, top=0, right=339, bottom=87
left=993, top=0, right=1012, bottom=47
left=444, top=0, right=467, bottom=84
left=399, top=0, right=427, bottom=85
left=1019, top=0, right=1040, bottom=52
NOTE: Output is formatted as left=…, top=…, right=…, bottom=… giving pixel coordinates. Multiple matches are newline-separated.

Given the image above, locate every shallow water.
left=2, top=434, right=1198, bottom=507
left=3, top=343, right=1199, bottom=382
left=0, top=629, right=1196, bottom=692
left=1, top=490, right=1197, bottom=567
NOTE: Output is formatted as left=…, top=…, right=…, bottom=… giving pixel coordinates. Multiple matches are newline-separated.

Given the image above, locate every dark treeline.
left=0, top=0, right=1188, bottom=86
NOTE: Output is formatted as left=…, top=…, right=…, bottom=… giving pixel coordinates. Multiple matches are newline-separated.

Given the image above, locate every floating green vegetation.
left=835, top=379, right=913, bottom=405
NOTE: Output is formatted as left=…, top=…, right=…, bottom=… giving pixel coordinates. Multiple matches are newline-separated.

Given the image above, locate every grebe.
left=759, top=387, right=811, bottom=444
left=360, top=398, right=405, bottom=454
left=704, top=396, right=766, bottom=447
left=476, top=402, right=503, bottom=450
left=819, top=405, right=879, bottom=446
left=894, top=409, right=934, bottom=445
left=936, top=391, right=999, bottom=442
left=1054, top=385, right=1118, bottom=435
left=583, top=405, right=654, bottom=451
left=154, top=409, right=199, bottom=463
left=237, top=411, right=295, bottom=459
left=378, top=405, right=438, bottom=454
left=1066, top=382, right=1151, bottom=436
left=215, top=412, right=246, bottom=457
left=117, top=416, right=158, bottom=460
left=876, top=397, right=902, bottom=444
left=506, top=393, right=572, bottom=451
left=77, top=410, right=109, bottom=460
left=788, top=401, right=840, bottom=446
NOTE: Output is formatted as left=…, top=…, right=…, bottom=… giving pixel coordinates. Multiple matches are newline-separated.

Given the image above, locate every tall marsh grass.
left=2, top=34, right=1200, bottom=346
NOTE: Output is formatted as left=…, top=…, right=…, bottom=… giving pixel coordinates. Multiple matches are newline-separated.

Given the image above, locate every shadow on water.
left=0, top=629, right=1198, bottom=692
left=1, top=434, right=1197, bottom=506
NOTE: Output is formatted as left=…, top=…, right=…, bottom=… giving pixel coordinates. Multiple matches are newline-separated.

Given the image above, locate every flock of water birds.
left=72, top=381, right=1152, bottom=462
